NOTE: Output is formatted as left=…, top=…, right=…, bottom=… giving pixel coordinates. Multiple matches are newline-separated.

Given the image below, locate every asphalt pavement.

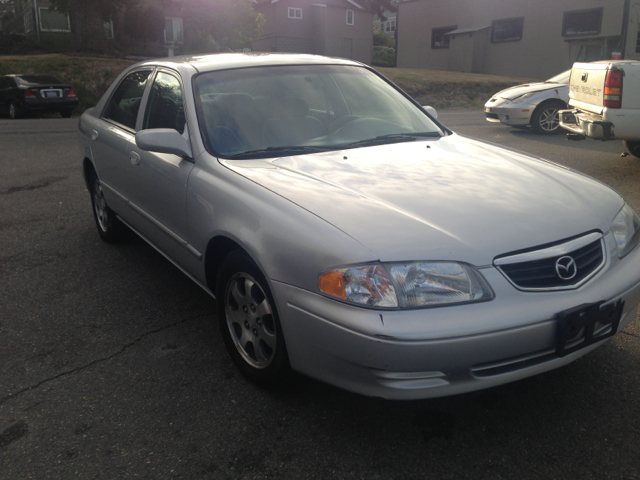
left=1, top=113, right=639, bottom=480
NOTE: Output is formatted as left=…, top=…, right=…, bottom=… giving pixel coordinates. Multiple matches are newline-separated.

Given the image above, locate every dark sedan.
left=0, top=74, right=79, bottom=119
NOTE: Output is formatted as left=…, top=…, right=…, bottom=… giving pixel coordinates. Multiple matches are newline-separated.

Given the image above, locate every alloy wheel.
left=224, top=272, right=277, bottom=369
left=92, top=180, right=109, bottom=233
left=538, top=107, right=560, bottom=132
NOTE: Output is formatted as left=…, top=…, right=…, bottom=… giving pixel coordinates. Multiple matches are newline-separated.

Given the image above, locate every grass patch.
left=0, top=54, right=541, bottom=113
left=0, top=54, right=136, bottom=112
left=375, top=67, right=539, bottom=109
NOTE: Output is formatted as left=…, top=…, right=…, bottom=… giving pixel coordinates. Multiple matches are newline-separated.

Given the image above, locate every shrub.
left=372, top=46, right=395, bottom=68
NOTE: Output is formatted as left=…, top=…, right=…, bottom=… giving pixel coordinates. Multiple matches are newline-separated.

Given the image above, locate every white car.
left=79, top=54, right=640, bottom=400
left=484, top=70, right=570, bottom=134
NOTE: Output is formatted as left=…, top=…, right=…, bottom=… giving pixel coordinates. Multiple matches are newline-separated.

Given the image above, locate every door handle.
left=91, top=130, right=99, bottom=141
left=129, top=151, right=141, bottom=166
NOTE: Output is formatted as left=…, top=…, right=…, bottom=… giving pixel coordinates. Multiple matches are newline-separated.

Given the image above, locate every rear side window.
left=142, top=71, right=186, bottom=134
left=103, top=70, right=152, bottom=130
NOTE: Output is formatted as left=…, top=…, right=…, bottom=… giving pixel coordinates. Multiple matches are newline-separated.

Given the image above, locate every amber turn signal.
left=319, top=271, right=347, bottom=299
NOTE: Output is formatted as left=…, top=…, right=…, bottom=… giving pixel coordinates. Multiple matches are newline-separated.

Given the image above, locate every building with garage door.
left=396, top=0, right=640, bottom=79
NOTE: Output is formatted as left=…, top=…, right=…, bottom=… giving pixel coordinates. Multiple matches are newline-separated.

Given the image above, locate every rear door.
left=91, top=69, right=153, bottom=218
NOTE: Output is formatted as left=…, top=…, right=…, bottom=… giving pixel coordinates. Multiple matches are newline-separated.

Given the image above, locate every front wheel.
left=88, top=171, right=129, bottom=243
left=216, top=251, right=290, bottom=387
left=624, top=140, right=640, bottom=159
left=531, top=101, right=565, bottom=135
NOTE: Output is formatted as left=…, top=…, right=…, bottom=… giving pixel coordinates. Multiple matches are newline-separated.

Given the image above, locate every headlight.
left=509, top=92, right=536, bottom=104
left=611, top=203, right=640, bottom=258
left=319, top=262, right=493, bottom=309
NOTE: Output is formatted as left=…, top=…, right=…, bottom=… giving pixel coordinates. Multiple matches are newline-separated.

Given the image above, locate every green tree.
left=183, top=0, right=263, bottom=51
left=362, top=0, right=396, bottom=21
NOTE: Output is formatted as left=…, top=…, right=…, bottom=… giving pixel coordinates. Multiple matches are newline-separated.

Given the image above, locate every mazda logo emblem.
left=556, top=256, right=577, bottom=280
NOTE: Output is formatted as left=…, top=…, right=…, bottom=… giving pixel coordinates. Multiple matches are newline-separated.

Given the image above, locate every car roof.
left=135, top=52, right=364, bottom=73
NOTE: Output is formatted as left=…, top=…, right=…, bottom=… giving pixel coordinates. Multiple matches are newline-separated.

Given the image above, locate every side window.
left=103, top=70, right=152, bottom=130
left=142, top=72, right=185, bottom=134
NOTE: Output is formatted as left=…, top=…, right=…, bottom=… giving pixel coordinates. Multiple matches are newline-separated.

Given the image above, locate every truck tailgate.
left=568, top=62, right=608, bottom=114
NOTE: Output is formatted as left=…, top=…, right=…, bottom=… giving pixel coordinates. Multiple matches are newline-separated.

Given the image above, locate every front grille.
left=485, top=112, right=499, bottom=120
left=496, top=236, right=604, bottom=291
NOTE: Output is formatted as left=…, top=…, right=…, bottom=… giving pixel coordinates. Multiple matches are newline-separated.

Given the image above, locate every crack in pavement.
left=1, top=176, right=68, bottom=195
left=0, top=313, right=211, bottom=406
left=622, top=331, right=640, bottom=339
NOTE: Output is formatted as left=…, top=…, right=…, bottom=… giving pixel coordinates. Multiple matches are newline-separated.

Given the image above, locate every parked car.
left=484, top=70, right=570, bottom=134
left=79, top=54, right=640, bottom=400
left=0, top=74, right=78, bottom=119
left=560, top=60, right=640, bottom=159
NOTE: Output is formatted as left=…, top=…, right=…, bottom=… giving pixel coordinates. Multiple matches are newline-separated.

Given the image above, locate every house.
left=396, top=0, right=640, bottom=79
left=0, top=0, right=184, bottom=54
left=1, top=0, right=73, bottom=41
left=251, top=0, right=373, bottom=64
left=374, top=13, right=396, bottom=38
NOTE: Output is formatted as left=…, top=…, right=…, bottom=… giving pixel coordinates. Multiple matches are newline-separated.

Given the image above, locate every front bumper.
left=559, top=109, right=614, bottom=140
left=484, top=105, right=531, bottom=126
left=273, top=233, right=640, bottom=399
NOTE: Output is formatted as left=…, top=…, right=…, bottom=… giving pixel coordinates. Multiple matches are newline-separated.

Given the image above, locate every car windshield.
left=193, top=65, right=443, bottom=159
left=545, top=70, right=571, bottom=84
left=16, top=75, right=63, bottom=85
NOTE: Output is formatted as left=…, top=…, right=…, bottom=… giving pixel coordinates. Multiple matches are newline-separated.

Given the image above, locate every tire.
left=624, top=140, right=640, bottom=159
left=216, top=251, right=290, bottom=387
left=61, top=110, right=73, bottom=118
left=531, top=101, right=565, bottom=135
left=88, top=170, right=129, bottom=243
left=9, top=102, right=20, bottom=119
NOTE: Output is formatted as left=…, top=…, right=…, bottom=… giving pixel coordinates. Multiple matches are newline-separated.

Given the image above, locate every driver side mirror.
left=422, top=106, right=438, bottom=119
left=136, top=126, right=193, bottom=158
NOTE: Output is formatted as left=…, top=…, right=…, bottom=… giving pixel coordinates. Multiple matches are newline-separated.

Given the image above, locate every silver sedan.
left=79, top=55, right=640, bottom=400
left=484, top=70, right=570, bottom=134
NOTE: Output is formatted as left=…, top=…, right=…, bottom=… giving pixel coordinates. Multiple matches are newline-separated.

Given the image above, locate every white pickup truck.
left=559, top=60, right=640, bottom=158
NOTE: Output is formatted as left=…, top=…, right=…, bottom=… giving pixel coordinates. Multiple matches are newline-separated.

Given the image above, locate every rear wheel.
left=624, top=140, right=640, bottom=159
left=531, top=101, right=565, bottom=135
left=216, top=251, right=290, bottom=387
left=9, top=102, right=20, bottom=119
left=88, top=170, right=129, bottom=243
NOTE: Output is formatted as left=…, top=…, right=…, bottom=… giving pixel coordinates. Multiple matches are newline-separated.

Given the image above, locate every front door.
left=126, top=69, right=195, bottom=262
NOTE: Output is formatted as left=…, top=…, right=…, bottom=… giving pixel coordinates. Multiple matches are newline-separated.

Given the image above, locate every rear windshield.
left=193, top=65, right=443, bottom=159
left=16, top=75, right=63, bottom=85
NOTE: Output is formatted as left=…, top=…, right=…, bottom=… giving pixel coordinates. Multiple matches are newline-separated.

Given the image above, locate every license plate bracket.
left=556, top=299, right=624, bottom=357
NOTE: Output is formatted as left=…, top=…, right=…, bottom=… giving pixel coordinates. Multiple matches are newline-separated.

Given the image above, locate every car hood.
left=492, top=82, right=567, bottom=100
left=221, top=134, right=623, bottom=265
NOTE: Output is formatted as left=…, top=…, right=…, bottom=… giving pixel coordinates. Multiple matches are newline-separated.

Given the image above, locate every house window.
left=431, top=25, right=457, bottom=48
left=346, top=10, right=354, bottom=25
left=38, top=7, right=71, bottom=32
left=385, top=19, right=396, bottom=32
left=164, top=17, right=183, bottom=44
left=491, top=17, right=524, bottom=43
left=288, top=8, right=302, bottom=19
left=104, top=20, right=114, bottom=40
left=562, top=8, right=603, bottom=36
left=24, top=13, right=31, bottom=33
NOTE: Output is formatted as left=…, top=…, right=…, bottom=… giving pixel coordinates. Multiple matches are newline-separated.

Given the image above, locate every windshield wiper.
left=346, top=132, right=442, bottom=147
left=225, top=145, right=333, bottom=160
